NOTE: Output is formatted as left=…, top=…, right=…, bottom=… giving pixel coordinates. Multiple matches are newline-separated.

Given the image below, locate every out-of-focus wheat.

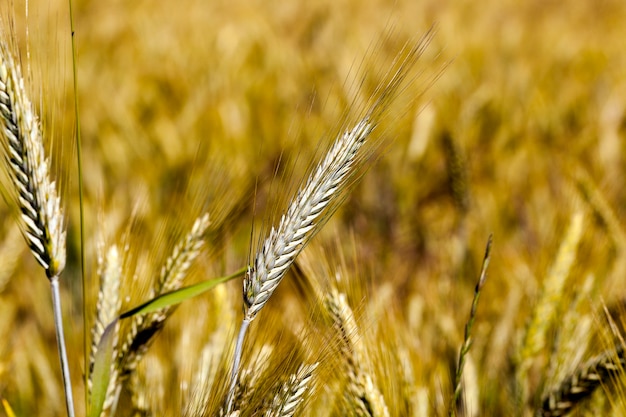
left=325, top=287, right=390, bottom=417
left=118, top=213, right=211, bottom=378
left=89, top=244, right=123, bottom=416
left=538, top=345, right=626, bottom=417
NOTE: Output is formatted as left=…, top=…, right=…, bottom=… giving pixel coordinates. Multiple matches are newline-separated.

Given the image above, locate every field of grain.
left=2, top=0, right=626, bottom=416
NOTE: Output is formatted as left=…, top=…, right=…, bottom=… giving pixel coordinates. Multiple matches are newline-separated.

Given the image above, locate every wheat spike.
left=119, top=213, right=210, bottom=377
left=89, top=244, right=123, bottom=416
left=243, top=118, right=373, bottom=321
left=227, top=30, right=436, bottom=412
left=538, top=345, right=626, bottom=417
left=265, top=363, right=318, bottom=417
left=0, top=41, right=66, bottom=279
left=518, top=211, right=584, bottom=402
left=325, top=287, right=390, bottom=417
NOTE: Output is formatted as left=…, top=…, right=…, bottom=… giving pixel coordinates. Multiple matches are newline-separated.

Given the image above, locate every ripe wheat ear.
left=0, top=39, right=72, bottom=417
left=225, top=30, right=436, bottom=411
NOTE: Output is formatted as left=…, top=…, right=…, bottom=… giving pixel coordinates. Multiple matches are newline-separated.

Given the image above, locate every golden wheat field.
left=2, top=0, right=626, bottom=416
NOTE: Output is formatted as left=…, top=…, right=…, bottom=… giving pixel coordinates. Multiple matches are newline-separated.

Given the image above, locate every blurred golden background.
left=2, top=0, right=626, bottom=415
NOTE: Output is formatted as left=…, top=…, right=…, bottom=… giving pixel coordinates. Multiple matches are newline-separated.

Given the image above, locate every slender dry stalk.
left=118, top=213, right=211, bottom=378
left=0, top=39, right=72, bottom=417
left=538, top=345, right=626, bottom=417
left=325, top=287, right=390, bottom=417
left=265, top=362, right=319, bottom=417
left=450, top=235, right=492, bottom=417
left=89, top=244, right=123, bottom=416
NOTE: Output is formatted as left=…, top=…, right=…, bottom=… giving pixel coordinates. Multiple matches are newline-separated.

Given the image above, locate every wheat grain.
left=243, top=118, right=373, bottom=321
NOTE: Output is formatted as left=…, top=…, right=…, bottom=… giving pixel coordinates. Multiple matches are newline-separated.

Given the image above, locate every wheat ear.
left=89, top=244, right=122, bottom=416
left=0, top=41, right=72, bottom=417
left=518, top=211, right=584, bottom=404
left=265, top=363, right=318, bottom=417
left=225, top=117, right=372, bottom=412
left=226, top=32, right=436, bottom=411
left=326, top=287, right=390, bottom=417
left=118, top=213, right=210, bottom=378
left=538, top=345, right=626, bottom=416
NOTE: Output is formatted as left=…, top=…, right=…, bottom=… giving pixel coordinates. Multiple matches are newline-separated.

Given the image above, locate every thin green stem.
left=51, top=277, right=76, bottom=417
left=449, top=235, right=492, bottom=417
left=66, top=0, right=86, bottom=405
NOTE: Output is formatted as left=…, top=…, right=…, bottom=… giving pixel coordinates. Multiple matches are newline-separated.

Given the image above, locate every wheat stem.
left=226, top=317, right=250, bottom=413
left=51, top=277, right=75, bottom=417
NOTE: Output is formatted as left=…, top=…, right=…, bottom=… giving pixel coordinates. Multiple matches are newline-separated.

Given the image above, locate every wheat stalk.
left=118, top=213, right=211, bottom=378
left=225, top=116, right=373, bottom=411
left=0, top=39, right=72, bottom=417
left=538, top=345, right=626, bottom=417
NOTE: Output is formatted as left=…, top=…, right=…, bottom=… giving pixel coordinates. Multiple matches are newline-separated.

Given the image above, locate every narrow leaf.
left=119, top=267, right=246, bottom=319
left=89, top=321, right=117, bottom=417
